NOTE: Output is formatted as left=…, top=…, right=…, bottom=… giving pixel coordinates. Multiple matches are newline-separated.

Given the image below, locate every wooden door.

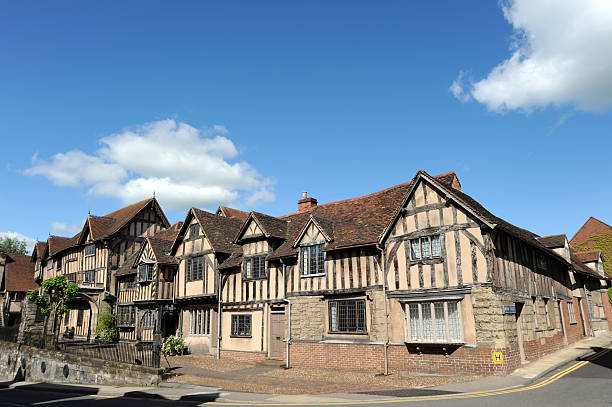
left=269, top=312, right=285, bottom=359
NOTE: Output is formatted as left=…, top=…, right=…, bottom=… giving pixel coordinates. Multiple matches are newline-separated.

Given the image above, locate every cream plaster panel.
left=396, top=244, right=408, bottom=290
left=185, top=281, right=204, bottom=296
left=409, top=264, right=419, bottom=289
left=434, top=263, right=444, bottom=288
left=429, top=209, right=441, bottom=227
left=477, top=250, right=487, bottom=282
left=404, top=215, right=416, bottom=234
left=222, top=310, right=263, bottom=352
left=424, top=183, right=438, bottom=205
left=459, top=233, right=473, bottom=284
left=445, top=232, right=458, bottom=286
left=456, top=208, right=468, bottom=224
left=414, top=184, right=425, bottom=207
left=417, top=212, right=427, bottom=228
left=442, top=207, right=454, bottom=226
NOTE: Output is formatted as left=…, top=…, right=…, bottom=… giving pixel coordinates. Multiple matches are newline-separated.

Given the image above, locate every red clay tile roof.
left=87, top=216, right=116, bottom=240
left=48, top=235, right=76, bottom=257
left=569, top=249, right=605, bottom=279
left=217, top=206, right=250, bottom=222
left=31, top=241, right=47, bottom=261
left=115, top=252, right=139, bottom=276
left=265, top=172, right=458, bottom=260
left=570, top=217, right=612, bottom=247
left=574, top=250, right=602, bottom=264
left=149, top=222, right=183, bottom=265
left=537, top=234, right=567, bottom=249
left=4, top=254, right=37, bottom=292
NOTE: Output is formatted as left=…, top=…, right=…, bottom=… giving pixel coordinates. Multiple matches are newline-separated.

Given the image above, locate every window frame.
left=410, top=235, right=442, bottom=260
left=141, top=311, right=156, bottom=330
left=230, top=314, right=252, bottom=337
left=300, top=243, right=326, bottom=277
left=117, top=305, right=136, bottom=327
left=76, top=308, right=84, bottom=327
left=328, top=298, right=367, bottom=334
left=139, top=263, right=155, bottom=282
left=404, top=300, right=463, bottom=344
left=46, top=259, right=53, bottom=270
left=84, top=243, right=95, bottom=257
left=567, top=301, right=577, bottom=325
left=189, top=308, right=211, bottom=336
left=243, top=255, right=267, bottom=280
left=189, top=223, right=200, bottom=239
left=185, top=256, right=204, bottom=282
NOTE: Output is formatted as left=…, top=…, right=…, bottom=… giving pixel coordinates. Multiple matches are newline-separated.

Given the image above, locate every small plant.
left=163, top=335, right=185, bottom=356
left=96, top=312, right=119, bottom=343
left=608, top=286, right=612, bottom=304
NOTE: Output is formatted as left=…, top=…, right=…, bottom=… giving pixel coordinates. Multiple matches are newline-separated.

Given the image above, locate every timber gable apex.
left=292, top=215, right=334, bottom=248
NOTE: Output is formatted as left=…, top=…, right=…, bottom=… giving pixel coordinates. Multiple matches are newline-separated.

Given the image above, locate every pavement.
left=2, top=332, right=611, bottom=405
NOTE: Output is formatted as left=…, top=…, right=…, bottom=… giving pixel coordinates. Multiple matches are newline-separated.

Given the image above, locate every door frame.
left=268, top=308, right=286, bottom=360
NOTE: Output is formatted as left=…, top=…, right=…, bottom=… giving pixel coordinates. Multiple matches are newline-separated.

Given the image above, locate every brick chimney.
left=298, top=191, right=317, bottom=212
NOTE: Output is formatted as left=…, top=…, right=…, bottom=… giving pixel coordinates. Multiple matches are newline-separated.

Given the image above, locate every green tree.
left=28, top=275, right=80, bottom=346
left=0, top=236, right=28, bottom=255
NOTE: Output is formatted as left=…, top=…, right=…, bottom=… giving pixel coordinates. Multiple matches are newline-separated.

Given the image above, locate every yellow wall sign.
left=492, top=351, right=504, bottom=364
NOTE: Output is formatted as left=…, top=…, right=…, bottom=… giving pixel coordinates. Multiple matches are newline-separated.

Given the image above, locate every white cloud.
left=0, top=231, right=36, bottom=254
left=452, top=0, right=612, bottom=112
left=51, top=222, right=83, bottom=236
left=25, top=119, right=275, bottom=211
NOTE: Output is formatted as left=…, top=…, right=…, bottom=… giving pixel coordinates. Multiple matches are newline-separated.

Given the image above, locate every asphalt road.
left=1, top=349, right=611, bottom=407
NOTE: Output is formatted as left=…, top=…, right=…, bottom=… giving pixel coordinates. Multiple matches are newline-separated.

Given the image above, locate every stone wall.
left=0, top=341, right=160, bottom=386
left=290, top=295, right=325, bottom=340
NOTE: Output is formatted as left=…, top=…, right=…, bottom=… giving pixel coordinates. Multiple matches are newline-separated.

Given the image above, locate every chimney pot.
left=302, top=191, right=308, bottom=199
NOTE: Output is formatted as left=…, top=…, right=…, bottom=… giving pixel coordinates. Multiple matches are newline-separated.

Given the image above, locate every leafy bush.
left=97, top=313, right=119, bottom=343
left=608, top=287, right=612, bottom=304
left=163, top=335, right=185, bottom=356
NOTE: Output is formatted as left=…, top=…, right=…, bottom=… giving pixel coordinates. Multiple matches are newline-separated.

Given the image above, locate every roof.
left=570, top=217, right=612, bottom=247
left=217, top=206, right=250, bottom=222
left=31, top=241, right=47, bottom=261
left=48, top=235, right=77, bottom=257
left=171, top=208, right=243, bottom=255
left=4, top=254, right=37, bottom=292
left=218, top=252, right=243, bottom=270
left=266, top=172, right=459, bottom=260
left=575, top=250, right=602, bottom=264
left=49, top=198, right=170, bottom=258
left=569, top=249, right=606, bottom=280
left=148, top=222, right=183, bottom=264
left=115, top=222, right=183, bottom=276
left=537, top=234, right=567, bottom=249
left=570, top=217, right=612, bottom=277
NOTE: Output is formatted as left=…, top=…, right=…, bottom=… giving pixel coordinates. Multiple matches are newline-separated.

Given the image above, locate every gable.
left=294, top=220, right=329, bottom=247
left=242, top=218, right=265, bottom=239
left=383, top=177, right=480, bottom=243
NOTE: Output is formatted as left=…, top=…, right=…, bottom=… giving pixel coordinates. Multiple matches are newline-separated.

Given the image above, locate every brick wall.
left=288, top=341, right=521, bottom=376
left=564, top=298, right=586, bottom=344
left=603, top=288, right=612, bottom=331
left=522, top=330, right=566, bottom=362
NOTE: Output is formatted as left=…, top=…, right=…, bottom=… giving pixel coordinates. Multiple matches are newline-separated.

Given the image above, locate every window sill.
left=301, top=273, right=326, bottom=278
left=243, top=277, right=268, bottom=281
left=230, top=335, right=252, bottom=338
left=84, top=254, right=95, bottom=258
left=327, top=331, right=368, bottom=335
left=404, top=341, right=464, bottom=346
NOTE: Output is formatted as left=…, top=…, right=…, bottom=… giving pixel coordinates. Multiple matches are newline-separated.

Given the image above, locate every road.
left=1, top=348, right=611, bottom=407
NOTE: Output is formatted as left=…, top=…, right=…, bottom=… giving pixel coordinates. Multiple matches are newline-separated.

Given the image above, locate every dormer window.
left=244, top=255, right=267, bottom=280
left=139, top=263, right=154, bottom=282
left=189, top=223, right=200, bottom=239
left=85, top=243, right=95, bottom=257
left=537, top=254, right=548, bottom=271
left=301, top=243, right=325, bottom=276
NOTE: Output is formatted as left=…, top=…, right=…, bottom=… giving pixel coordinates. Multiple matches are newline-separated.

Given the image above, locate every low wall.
left=0, top=341, right=161, bottom=386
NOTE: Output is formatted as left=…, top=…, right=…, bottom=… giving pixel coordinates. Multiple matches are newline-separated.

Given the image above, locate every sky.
left=1, top=0, right=612, bottom=253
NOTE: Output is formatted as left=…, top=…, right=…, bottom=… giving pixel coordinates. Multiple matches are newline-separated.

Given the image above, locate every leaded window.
left=301, top=244, right=325, bottom=276
left=139, top=263, right=154, bottom=282
left=85, top=244, right=95, bottom=256
left=328, top=299, right=366, bottom=333
left=46, top=259, right=53, bottom=270
left=77, top=309, right=84, bottom=327
left=405, top=301, right=462, bottom=343
left=186, top=256, right=204, bottom=282
left=410, top=235, right=441, bottom=260
left=190, top=308, right=211, bottom=335
left=244, top=255, right=266, bottom=280
left=567, top=301, right=577, bottom=325
left=189, top=223, right=200, bottom=239
left=117, top=305, right=136, bottom=326
left=231, top=314, right=252, bottom=337
left=142, top=311, right=156, bottom=330
left=84, top=270, right=95, bottom=283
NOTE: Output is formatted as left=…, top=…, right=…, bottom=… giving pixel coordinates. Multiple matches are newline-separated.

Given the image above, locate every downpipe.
left=281, top=260, right=292, bottom=369
left=377, top=243, right=390, bottom=376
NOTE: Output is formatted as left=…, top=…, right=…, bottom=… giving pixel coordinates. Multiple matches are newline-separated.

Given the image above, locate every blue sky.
left=1, top=1, right=611, bottom=251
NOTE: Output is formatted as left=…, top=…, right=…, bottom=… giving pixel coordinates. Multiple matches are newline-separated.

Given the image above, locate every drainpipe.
left=377, top=243, right=390, bottom=376
left=281, top=260, right=292, bottom=369
left=217, top=271, right=222, bottom=360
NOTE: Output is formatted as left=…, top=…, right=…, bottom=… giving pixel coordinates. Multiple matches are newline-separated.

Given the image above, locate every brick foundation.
left=522, top=330, right=566, bottom=362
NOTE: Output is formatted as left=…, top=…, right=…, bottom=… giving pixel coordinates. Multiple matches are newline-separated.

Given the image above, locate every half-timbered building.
left=169, top=207, right=244, bottom=355
left=32, top=198, right=170, bottom=341
left=115, top=221, right=183, bottom=341
left=0, top=253, right=36, bottom=328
